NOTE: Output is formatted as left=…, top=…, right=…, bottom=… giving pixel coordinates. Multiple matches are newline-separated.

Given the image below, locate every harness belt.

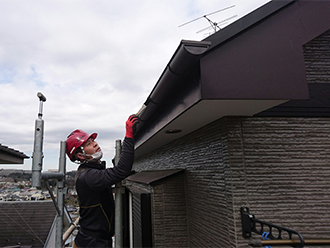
left=79, top=227, right=113, bottom=240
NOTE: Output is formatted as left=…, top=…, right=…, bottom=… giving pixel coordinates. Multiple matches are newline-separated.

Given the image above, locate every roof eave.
left=133, top=0, right=329, bottom=158
left=0, top=144, right=29, bottom=164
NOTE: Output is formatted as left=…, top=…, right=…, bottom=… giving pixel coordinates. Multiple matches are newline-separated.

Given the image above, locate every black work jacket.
left=75, top=137, right=134, bottom=242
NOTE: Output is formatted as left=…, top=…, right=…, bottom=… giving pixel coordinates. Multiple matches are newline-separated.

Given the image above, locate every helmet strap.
left=80, top=146, right=87, bottom=161
left=79, top=146, right=103, bottom=164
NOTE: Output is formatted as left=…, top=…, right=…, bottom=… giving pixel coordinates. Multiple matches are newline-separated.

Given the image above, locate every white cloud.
left=0, top=0, right=269, bottom=171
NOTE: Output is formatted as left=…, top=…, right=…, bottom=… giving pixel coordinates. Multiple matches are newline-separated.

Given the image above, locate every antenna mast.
left=179, top=5, right=236, bottom=34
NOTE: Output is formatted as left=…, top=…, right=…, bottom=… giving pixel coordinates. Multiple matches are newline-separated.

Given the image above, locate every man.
left=66, top=114, right=138, bottom=248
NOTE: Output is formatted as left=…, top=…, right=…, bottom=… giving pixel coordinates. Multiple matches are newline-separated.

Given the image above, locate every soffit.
left=135, top=99, right=285, bottom=157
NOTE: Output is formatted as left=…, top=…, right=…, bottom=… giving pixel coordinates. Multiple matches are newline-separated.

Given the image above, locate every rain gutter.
left=136, top=40, right=211, bottom=135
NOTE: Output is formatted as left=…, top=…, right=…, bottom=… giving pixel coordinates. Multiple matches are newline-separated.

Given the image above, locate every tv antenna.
left=196, top=15, right=237, bottom=34
left=179, top=5, right=236, bottom=34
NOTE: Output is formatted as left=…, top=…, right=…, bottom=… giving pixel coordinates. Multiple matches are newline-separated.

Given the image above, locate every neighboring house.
left=124, top=0, right=330, bottom=247
left=0, top=144, right=29, bottom=164
left=0, top=201, right=72, bottom=248
left=0, top=201, right=56, bottom=248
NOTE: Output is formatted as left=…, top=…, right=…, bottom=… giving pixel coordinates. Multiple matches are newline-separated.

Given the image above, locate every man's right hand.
left=125, top=114, right=139, bottom=139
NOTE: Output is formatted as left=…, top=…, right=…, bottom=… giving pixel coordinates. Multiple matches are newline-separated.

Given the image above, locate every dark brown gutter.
left=136, top=40, right=211, bottom=133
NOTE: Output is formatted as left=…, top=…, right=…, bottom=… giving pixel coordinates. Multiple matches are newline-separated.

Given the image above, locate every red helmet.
left=66, top=129, right=97, bottom=162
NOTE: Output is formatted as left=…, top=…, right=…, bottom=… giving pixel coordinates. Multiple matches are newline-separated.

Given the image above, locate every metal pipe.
left=55, top=141, right=66, bottom=248
left=31, top=118, right=44, bottom=187
left=129, top=191, right=133, bottom=248
left=32, top=92, right=46, bottom=188
left=114, top=139, right=123, bottom=248
left=41, top=172, right=65, bottom=180
left=114, top=140, right=122, bottom=165
left=58, top=140, right=66, bottom=178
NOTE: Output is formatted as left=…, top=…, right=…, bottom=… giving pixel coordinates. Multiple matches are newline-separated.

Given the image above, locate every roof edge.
left=135, top=40, right=210, bottom=136
left=203, top=0, right=295, bottom=49
left=0, top=144, right=29, bottom=159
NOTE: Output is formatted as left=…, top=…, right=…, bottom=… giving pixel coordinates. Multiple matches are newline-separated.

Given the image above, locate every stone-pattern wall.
left=134, top=117, right=330, bottom=247
left=152, top=173, right=188, bottom=247
left=131, top=22, right=330, bottom=248
left=304, top=29, right=330, bottom=84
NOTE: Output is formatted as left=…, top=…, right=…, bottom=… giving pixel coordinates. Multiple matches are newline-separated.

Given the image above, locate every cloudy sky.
left=1, top=0, right=269, bottom=171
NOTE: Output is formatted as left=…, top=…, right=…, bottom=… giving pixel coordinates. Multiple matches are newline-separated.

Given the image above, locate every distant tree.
left=9, top=172, right=31, bottom=183
left=66, top=171, right=77, bottom=189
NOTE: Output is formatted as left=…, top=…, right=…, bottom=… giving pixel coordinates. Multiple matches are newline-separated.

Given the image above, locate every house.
left=0, top=144, right=29, bottom=164
left=0, top=201, right=56, bottom=248
left=125, top=0, right=330, bottom=247
left=0, top=200, right=73, bottom=248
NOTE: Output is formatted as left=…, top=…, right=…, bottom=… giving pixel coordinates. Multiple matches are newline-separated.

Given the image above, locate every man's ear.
left=76, top=153, right=85, bottom=161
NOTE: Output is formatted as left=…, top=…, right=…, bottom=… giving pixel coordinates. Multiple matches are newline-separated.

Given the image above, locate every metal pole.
left=129, top=192, right=133, bottom=248
left=55, top=141, right=66, bottom=248
left=31, top=92, right=46, bottom=188
left=114, top=139, right=123, bottom=248
left=114, top=140, right=122, bottom=165
left=30, top=93, right=68, bottom=247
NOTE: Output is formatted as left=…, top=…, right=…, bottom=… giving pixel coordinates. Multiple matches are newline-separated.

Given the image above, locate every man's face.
left=75, top=137, right=102, bottom=161
left=83, top=138, right=101, bottom=157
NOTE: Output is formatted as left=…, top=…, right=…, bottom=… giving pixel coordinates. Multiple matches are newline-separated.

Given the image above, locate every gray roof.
left=0, top=201, right=56, bottom=248
left=0, top=144, right=29, bottom=164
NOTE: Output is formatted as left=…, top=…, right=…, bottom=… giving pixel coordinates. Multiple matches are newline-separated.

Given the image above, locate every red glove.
left=125, top=114, right=139, bottom=139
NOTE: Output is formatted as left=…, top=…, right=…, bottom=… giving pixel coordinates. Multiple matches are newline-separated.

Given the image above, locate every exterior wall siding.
left=134, top=117, right=235, bottom=247
left=133, top=117, right=330, bottom=247
left=233, top=117, right=330, bottom=247
left=304, top=29, right=330, bottom=84
left=131, top=20, right=330, bottom=248
left=152, top=173, right=188, bottom=247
